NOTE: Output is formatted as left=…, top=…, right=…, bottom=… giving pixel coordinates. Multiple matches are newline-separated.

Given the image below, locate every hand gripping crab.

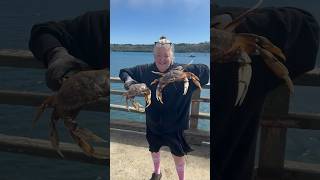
left=212, top=0, right=293, bottom=106
left=122, top=83, right=151, bottom=112
left=150, top=66, right=202, bottom=104
left=33, top=69, right=109, bottom=159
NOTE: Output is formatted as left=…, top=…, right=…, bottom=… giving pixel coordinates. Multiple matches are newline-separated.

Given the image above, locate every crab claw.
left=144, top=90, right=151, bottom=108
left=69, top=131, right=92, bottom=156
left=150, top=79, right=159, bottom=86
left=65, top=119, right=107, bottom=159
left=235, top=65, right=252, bottom=106
left=158, top=93, right=164, bottom=104
left=183, top=77, right=189, bottom=95
left=259, top=48, right=294, bottom=94
left=235, top=51, right=252, bottom=106
left=155, top=84, right=164, bottom=104
left=73, top=127, right=107, bottom=143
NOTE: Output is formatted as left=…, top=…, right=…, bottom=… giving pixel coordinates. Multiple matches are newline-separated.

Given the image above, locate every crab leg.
left=69, top=130, right=107, bottom=159
left=235, top=51, right=252, bottom=106
left=49, top=109, right=64, bottom=158
left=73, top=127, right=106, bottom=143
left=131, top=99, right=143, bottom=111
left=150, top=79, right=159, bottom=86
left=64, top=119, right=107, bottom=159
left=183, top=77, right=189, bottom=95
left=259, top=48, right=294, bottom=94
left=32, top=96, right=55, bottom=128
left=125, top=97, right=130, bottom=111
left=232, top=33, right=286, bottom=61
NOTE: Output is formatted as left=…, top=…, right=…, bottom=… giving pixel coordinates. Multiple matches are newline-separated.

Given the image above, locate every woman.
left=119, top=36, right=209, bottom=180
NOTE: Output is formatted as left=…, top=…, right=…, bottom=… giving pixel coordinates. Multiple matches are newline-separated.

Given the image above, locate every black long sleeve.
left=119, top=63, right=209, bottom=133
left=184, top=64, right=210, bottom=86
left=29, top=10, right=108, bottom=69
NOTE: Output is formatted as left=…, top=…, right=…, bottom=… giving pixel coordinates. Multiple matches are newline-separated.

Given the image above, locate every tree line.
left=111, top=42, right=209, bottom=53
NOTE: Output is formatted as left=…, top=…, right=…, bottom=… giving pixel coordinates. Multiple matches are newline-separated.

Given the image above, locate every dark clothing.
left=29, top=10, right=108, bottom=69
left=212, top=7, right=319, bottom=180
left=146, top=128, right=193, bottom=156
left=119, top=63, right=209, bottom=134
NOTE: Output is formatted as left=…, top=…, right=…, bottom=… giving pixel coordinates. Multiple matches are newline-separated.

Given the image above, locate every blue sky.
left=111, top=0, right=210, bottom=44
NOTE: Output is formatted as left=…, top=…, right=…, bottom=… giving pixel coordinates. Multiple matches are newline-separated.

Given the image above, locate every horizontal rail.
left=110, top=77, right=211, bottom=89
left=111, top=104, right=145, bottom=114
left=0, top=90, right=108, bottom=112
left=0, top=133, right=108, bottom=165
left=110, top=119, right=209, bottom=144
left=293, top=69, right=320, bottom=87
left=111, top=90, right=210, bottom=103
left=256, top=160, right=320, bottom=180
left=282, top=160, right=320, bottom=180
left=262, top=112, right=320, bottom=130
left=111, top=104, right=210, bottom=120
left=0, top=49, right=43, bottom=69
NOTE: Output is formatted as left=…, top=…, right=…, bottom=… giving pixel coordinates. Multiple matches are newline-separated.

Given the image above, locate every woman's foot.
left=150, top=172, right=162, bottom=180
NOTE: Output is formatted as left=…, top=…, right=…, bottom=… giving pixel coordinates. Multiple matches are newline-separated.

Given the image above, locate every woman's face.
left=154, top=47, right=173, bottom=72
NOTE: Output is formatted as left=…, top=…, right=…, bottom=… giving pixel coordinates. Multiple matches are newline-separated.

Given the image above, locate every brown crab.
left=212, top=0, right=293, bottom=106
left=122, top=83, right=151, bottom=112
left=150, top=66, right=201, bottom=104
left=32, top=69, right=109, bottom=159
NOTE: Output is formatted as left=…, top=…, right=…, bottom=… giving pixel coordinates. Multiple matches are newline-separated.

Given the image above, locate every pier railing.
left=110, top=77, right=210, bottom=145
left=0, top=49, right=108, bottom=165
left=257, top=68, right=320, bottom=180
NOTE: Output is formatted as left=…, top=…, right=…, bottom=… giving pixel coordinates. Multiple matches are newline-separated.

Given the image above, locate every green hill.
left=111, top=42, right=209, bottom=53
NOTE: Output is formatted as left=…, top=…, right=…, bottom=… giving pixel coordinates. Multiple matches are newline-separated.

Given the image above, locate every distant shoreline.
left=111, top=42, right=210, bottom=53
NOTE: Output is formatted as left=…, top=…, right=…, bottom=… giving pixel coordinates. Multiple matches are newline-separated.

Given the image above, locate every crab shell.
left=33, top=69, right=109, bottom=159
left=151, top=67, right=202, bottom=104
left=123, top=83, right=151, bottom=111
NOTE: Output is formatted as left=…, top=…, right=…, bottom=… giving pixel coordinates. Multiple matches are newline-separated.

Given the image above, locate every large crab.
left=212, top=0, right=293, bottom=106
left=33, top=69, right=109, bottom=159
left=122, top=83, right=151, bottom=112
left=150, top=66, right=202, bottom=104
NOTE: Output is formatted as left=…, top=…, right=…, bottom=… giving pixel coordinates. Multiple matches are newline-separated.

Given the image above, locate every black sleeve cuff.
left=29, top=33, right=62, bottom=67
left=119, top=70, right=131, bottom=82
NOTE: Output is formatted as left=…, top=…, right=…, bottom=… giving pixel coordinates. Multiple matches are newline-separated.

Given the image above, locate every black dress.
left=120, top=63, right=209, bottom=156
